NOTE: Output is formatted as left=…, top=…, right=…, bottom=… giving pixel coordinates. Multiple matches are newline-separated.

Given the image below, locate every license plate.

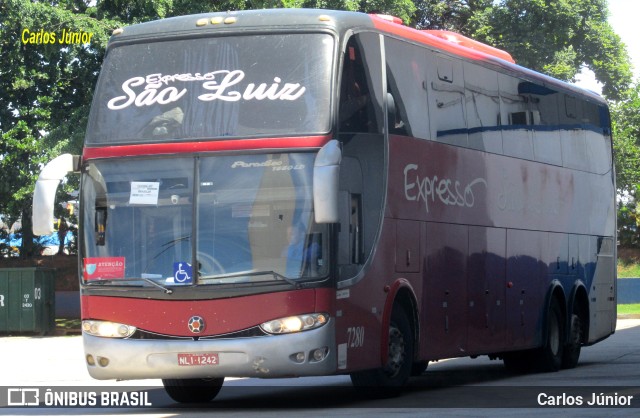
left=177, top=353, right=219, bottom=366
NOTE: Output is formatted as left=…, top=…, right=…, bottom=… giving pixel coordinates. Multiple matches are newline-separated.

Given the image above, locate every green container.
left=0, top=268, right=56, bottom=335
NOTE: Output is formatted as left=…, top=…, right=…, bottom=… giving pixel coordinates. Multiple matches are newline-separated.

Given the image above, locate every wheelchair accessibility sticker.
left=168, top=262, right=193, bottom=284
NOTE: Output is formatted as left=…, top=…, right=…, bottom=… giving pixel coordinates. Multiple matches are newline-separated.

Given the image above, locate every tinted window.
left=427, top=55, right=467, bottom=147
left=338, top=33, right=384, bottom=134
left=464, top=62, right=501, bottom=153
left=518, top=81, right=563, bottom=166
left=87, top=34, right=334, bottom=144
left=385, top=37, right=429, bottom=139
left=499, top=73, right=534, bottom=159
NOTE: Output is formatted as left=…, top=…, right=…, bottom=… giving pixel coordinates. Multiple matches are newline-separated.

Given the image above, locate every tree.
left=612, top=83, right=640, bottom=195
left=0, top=0, right=416, bottom=260
left=0, top=0, right=118, bottom=256
left=413, top=0, right=492, bottom=30
left=1, top=0, right=634, bottom=256
left=95, top=1, right=416, bottom=25
left=94, top=0, right=248, bottom=23
left=412, top=0, right=632, bottom=101
left=612, top=82, right=640, bottom=247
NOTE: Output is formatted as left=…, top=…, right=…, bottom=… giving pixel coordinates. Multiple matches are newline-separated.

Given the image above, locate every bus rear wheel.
left=561, top=313, right=583, bottom=369
left=162, top=377, right=224, bottom=403
left=503, top=298, right=565, bottom=373
left=350, top=305, right=414, bottom=390
left=534, top=298, right=564, bottom=372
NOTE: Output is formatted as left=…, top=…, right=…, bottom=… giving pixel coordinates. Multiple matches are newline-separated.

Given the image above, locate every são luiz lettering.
left=22, top=28, right=94, bottom=45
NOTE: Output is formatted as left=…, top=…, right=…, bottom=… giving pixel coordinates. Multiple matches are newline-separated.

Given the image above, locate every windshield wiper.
left=85, top=278, right=173, bottom=294
left=201, top=270, right=299, bottom=287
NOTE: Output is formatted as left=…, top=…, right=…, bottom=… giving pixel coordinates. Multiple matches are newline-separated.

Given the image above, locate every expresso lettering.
left=404, top=164, right=487, bottom=213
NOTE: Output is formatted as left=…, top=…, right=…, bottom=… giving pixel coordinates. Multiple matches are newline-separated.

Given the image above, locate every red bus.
left=33, top=9, right=616, bottom=402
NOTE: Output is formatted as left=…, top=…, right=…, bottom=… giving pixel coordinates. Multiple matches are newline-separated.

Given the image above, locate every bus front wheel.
left=350, top=305, right=414, bottom=390
left=162, top=377, right=224, bottom=403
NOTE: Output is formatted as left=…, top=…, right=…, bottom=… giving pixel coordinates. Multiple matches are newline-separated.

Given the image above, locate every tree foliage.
left=0, top=0, right=118, bottom=255
left=94, top=1, right=416, bottom=24
left=612, top=82, right=640, bottom=247
left=612, top=83, right=640, bottom=195
left=412, top=0, right=632, bottom=101
left=0, top=0, right=637, bottom=255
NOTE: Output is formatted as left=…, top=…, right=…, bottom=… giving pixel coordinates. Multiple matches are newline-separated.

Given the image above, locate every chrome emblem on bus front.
left=188, top=316, right=205, bottom=333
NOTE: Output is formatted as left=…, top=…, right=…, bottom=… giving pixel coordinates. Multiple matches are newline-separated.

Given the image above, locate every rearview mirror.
left=313, top=140, right=342, bottom=223
left=32, top=154, right=80, bottom=235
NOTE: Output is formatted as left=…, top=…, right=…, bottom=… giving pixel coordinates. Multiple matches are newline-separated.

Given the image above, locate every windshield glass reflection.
left=81, top=154, right=327, bottom=287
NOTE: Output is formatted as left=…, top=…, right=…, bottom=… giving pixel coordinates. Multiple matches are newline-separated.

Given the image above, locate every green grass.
left=618, top=261, right=640, bottom=278
left=618, top=304, right=640, bottom=315
left=618, top=248, right=640, bottom=278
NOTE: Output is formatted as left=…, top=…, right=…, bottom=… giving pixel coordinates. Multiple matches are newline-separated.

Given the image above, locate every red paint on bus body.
left=82, top=135, right=331, bottom=160
left=81, top=288, right=335, bottom=337
left=369, top=14, right=512, bottom=64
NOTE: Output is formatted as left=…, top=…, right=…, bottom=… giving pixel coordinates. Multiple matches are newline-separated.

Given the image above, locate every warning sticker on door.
left=84, top=257, right=126, bottom=280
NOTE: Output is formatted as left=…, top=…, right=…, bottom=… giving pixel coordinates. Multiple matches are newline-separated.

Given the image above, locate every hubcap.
left=385, top=324, right=405, bottom=377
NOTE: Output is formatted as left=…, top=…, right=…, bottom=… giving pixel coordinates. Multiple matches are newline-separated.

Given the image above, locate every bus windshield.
left=85, top=34, right=334, bottom=144
left=81, top=153, right=328, bottom=286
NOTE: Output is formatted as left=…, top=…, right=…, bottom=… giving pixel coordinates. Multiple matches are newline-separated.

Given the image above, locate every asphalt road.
left=1, top=319, right=639, bottom=417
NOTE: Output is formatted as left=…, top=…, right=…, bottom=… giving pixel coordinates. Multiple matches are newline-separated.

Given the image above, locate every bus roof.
left=109, top=8, right=371, bottom=41
left=368, top=14, right=607, bottom=105
left=109, top=8, right=606, bottom=106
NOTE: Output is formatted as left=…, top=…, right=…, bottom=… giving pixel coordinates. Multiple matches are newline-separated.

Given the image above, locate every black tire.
left=411, top=361, right=428, bottom=376
left=503, top=349, right=535, bottom=373
left=534, top=298, right=564, bottom=372
left=561, top=313, right=583, bottom=369
left=162, top=377, right=224, bottom=403
left=350, top=305, right=414, bottom=390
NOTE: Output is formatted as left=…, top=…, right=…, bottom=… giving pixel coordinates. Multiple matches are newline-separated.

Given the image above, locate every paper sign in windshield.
left=130, top=182, right=160, bottom=205
left=84, top=257, right=126, bottom=280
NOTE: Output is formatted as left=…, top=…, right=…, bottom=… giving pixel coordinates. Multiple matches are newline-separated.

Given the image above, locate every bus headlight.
left=82, top=320, right=136, bottom=338
left=260, top=313, right=328, bottom=334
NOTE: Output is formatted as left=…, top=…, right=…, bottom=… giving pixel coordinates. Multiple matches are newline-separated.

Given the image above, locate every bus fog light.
left=86, top=354, right=96, bottom=366
left=312, top=347, right=328, bottom=362
left=290, top=352, right=306, bottom=363
left=260, top=313, right=329, bottom=334
left=97, top=356, right=110, bottom=367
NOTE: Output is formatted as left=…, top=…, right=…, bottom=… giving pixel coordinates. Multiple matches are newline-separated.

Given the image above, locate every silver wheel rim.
left=385, top=324, right=405, bottom=377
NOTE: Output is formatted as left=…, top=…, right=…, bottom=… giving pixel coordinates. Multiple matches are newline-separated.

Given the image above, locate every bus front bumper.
left=83, top=320, right=336, bottom=380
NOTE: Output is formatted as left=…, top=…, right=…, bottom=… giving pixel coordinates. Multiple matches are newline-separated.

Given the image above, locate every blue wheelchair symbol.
left=173, top=262, right=193, bottom=284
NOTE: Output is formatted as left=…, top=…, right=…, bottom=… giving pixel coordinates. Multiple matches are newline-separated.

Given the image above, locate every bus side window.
left=587, top=105, right=612, bottom=174
left=338, top=156, right=365, bottom=279
left=338, top=34, right=383, bottom=134
left=499, top=73, right=533, bottom=160
left=427, top=55, right=467, bottom=147
left=560, top=94, right=588, bottom=171
left=583, top=101, right=610, bottom=174
left=384, top=36, right=429, bottom=139
left=349, top=193, right=363, bottom=265
left=518, top=81, right=563, bottom=166
left=463, top=61, right=501, bottom=154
